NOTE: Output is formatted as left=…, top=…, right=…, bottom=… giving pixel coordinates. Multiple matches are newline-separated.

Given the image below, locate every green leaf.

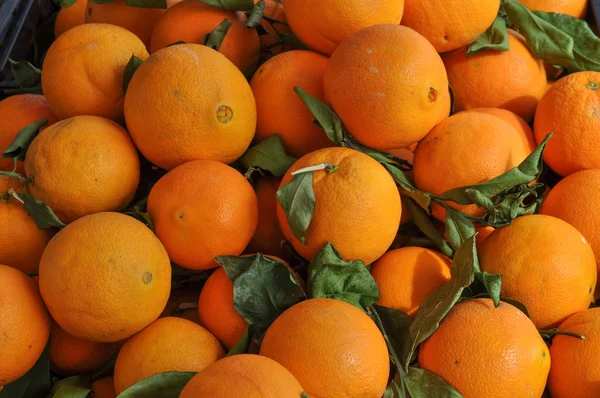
left=475, top=272, right=502, bottom=307
left=88, top=0, right=115, bottom=4
left=204, top=19, right=233, bottom=51
left=90, top=357, right=117, bottom=381
left=51, top=375, right=92, bottom=398
left=240, top=135, right=296, bottom=177
left=501, top=297, right=531, bottom=318
left=246, top=0, right=265, bottom=28
left=216, top=255, right=256, bottom=281
left=371, top=305, right=412, bottom=365
left=301, top=393, right=310, bottom=398
left=2, top=119, right=48, bottom=161
left=198, top=0, right=253, bottom=11
left=167, top=41, right=187, bottom=47
left=21, top=192, right=66, bottom=229
left=276, top=170, right=315, bottom=244
left=294, top=87, right=344, bottom=145
left=467, top=16, right=510, bottom=56
left=403, top=367, right=463, bottom=398
left=0, top=345, right=51, bottom=398
left=122, top=55, right=143, bottom=93
left=226, top=327, right=251, bottom=356
left=444, top=207, right=476, bottom=251
left=383, top=373, right=407, bottom=398
left=116, top=372, right=196, bottom=398
left=126, top=0, right=167, bottom=8
left=60, top=0, right=77, bottom=7
left=9, top=59, right=42, bottom=89
left=382, top=163, right=432, bottom=211
left=404, top=197, right=454, bottom=258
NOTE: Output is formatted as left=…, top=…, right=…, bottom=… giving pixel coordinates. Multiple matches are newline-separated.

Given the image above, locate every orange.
left=479, top=214, right=597, bottom=328
left=371, top=247, right=451, bottom=317
left=113, top=317, right=224, bottom=394
left=91, top=377, right=116, bottom=398
left=444, top=30, right=547, bottom=122
left=419, top=298, right=550, bottom=398
left=0, top=265, right=50, bottom=386
left=277, top=147, right=401, bottom=264
left=475, top=225, right=495, bottom=249
left=25, top=116, right=140, bottom=224
left=54, top=0, right=87, bottom=37
left=39, top=212, right=171, bottom=342
left=42, top=23, right=148, bottom=122
left=258, top=0, right=292, bottom=54
left=324, top=24, right=450, bottom=150
left=124, top=43, right=256, bottom=170
left=148, top=159, right=258, bottom=270
left=470, top=107, right=537, bottom=153
left=250, top=50, right=333, bottom=158
left=180, top=354, right=304, bottom=397
left=519, top=0, right=588, bottom=18
left=150, top=1, right=260, bottom=74
left=282, top=0, right=404, bottom=55
left=402, top=0, right=500, bottom=52
left=534, top=71, right=600, bottom=176
left=260, top=298, right=389, bottom=398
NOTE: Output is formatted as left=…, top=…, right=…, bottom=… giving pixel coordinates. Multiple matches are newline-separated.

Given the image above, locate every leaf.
left=501, top=297, right=531, bottom=318
left=198, top=0, right=253, bottom=11
left=246, top=0, right=265, bottom=28
left=404, top=197, right=454, bottom=258
left=240, top=135, right=296, bottom=177
left=204, top=19, right=233, bottom=50
left=60, top=0, right=77, bottom=7
left=9, top=59, right=42, bottom=88
left=403, top=367, right=463, bottom=398
left=467, top=16, right=510, bottom=56
left=371, top=305, right=412, bottom=365
left=276, top=171, right=315, bottom=244
left=167, top=41, right=187, bottom=47
left=88, top=0, right=115, bottom=4
left=216, top=255, right=256, bottom=281
left=122, top=55, right=143, bottom=93
left=51, top=375, right=92, bottom=398
left=226, top=327, right=250, bottom=356
left=294, top=87, right=344, bottom=145
left=301, top=393, right=310, bottom=398
left=475, top=272, right=502, bottom=307
left=444, top=207, right=476, bottom=251
left=2, top=119, right=48, bottom=161
left=382, top=163, right=432, bottom=211
left=116, top=372, right=196, bottom=398
left=90, top=357, right=117, bottom=381
left=0, top=345, right=51, bottom=398
left=126, top=0, right=167, bottom=8
left=21, top=192, right=66, bottom=229
left=383, top=373, right=407, bottom=398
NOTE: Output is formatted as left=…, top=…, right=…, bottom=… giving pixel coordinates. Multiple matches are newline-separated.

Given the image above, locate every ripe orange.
left=0, top=265, right=50, bottom=386
left=124, top=43, right=256, bottom=170
left=419, top=298, right=550, bottom=398
left=180, top=354, right=304, bottom=397
left=42, top=23, right=149, bottom=122
left=39, top=212, right=172, bottom=342
left=113, top=317, right=224, bottom=394
left=324, top=24, right=450, bottom=150
left=54, top=0, right=87, bottom=37
left=519, top=0, right=588, bottom=18
left=91, top=377, right=116, bottom=398
left=470, top=107, right=537, bottom=153
left=443, top=30, right=547, bottom=122
left=250, top=50, right=333, bottom=158
left=260, top=298, right=389, bottom=398
left=258, top=0, right=292, bottom=54
left=476, top=225, right=495, bottom=249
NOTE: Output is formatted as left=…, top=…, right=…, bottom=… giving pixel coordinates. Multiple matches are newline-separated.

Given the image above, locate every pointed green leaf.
left=301, top=393, right=310, bottom=398
left=0, top=346, right=50, bottom=398
left=403, top=367, right=463, bottom=398
left=276, top=171, right=315, bottom=244
left=246, top=0, right=265, bottom=28
left=371, top=305, right=412, bottom=365
left=21, top=192, right=66, bottom=229
left=116, top=372, right=196, bottom=398
left=198, top=0, right=253, bottom=11
left=240, top=135, right=296, bottom=177
left=204, top=19, right=233, bottom=50
left=294, top=87, right=344, bottom=145
left=468, top=16, right=510, bottom=56
left=60, top=0, right=77, bottom=7
left=88, top=0, right=115, bottom=4
left=9, top=59, right=42, bottom=89
left=126, top=0, right=167, bottom=8
left=444, top=207, right=476, bottom=250
left=501, top=297, right=531, bottom=318
left=51, top=375, right=92, bottom=398
left=465, top=189, right=495, bottom=211
left=475, top=272, right=502, bottom=307
left=3, top=119, right=48, bottom=161
left=383, top=373, right=407, bottom=398
left=123, top=55, right=143, bottom=93
left=226, top=327, right=250, bottom=356
left=216, top=255, right=257, bottom=281
left=405, top=197, right=453, bottom=258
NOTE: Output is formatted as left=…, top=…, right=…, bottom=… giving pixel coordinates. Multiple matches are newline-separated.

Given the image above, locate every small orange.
left=470, top=107, right=537, bottom=153
left=258, top=0, right=292, bottom=54
left=91, top=377, right=116, bottom=398
left=54, top=0, right=87, bottom=37
left=519, top=0, right=588, bottom=18
left=475, top=225, right=495, bottom=249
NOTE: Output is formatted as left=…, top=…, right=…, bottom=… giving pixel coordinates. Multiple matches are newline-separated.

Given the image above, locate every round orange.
left=470, top=107, right=537, bottom=153
left=91, top=377, right=116, bottom=398
left=519, top=0, right=588, bottom=18
left=54, top=0, right=87, bottom=37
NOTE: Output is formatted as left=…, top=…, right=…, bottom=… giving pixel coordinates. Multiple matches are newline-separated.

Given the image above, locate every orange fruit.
left=479, top=214, right=597, bottom=329
left=124, top=43, right=256, bottom=170
left=148, top=159, right=258, bottom=270
left=402, top=0, right=500, bottom=52
left=54, top=0, right=87, bottom=37
left=519, top=0, right=588, bottom=18
left=24, top=116, right=140, bottom=224
left=42, top=23, right=148, bottom=122
left=91, top=377, right=116, bottom=398
left=282, top=0, right=404, bottom=55
left=443, top=30, right=547, bottom=122
left=39, top=212, right=172, bottom=342
left=470, top=107, right=537, bottom=153
left=150, top=0, right=260, bottom=74
left=250, top=50, right=333, bottom=158
left=419, top=298, right=550, bottom=398
left=113, top=317, right=224, bottom=394
left=0, top=265, right=50, bottom=386
left=258, top=0, right=292, bottom=54
left=324, top=24, right=450, bottom=150
left=534, top=71, right=600, bottom=176
left=371, top=247, right=452, bottom=317
left=180, top=354, right=304, bottom=397
left=277, top=147, right=401, bottom=264
left=260, top=298, right=389, bottom=398
left=475, top=225, right=495, bottom=249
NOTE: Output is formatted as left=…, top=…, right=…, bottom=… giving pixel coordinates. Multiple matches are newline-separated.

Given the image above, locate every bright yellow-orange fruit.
left=54, top=0, right=87, bottom=37
left=470, top=107, right=537, bottom=153
left=519, top=0, right=588, bottom=18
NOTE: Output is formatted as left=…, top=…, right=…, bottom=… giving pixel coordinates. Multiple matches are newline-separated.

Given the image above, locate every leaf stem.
left=291, top=162, right=336, bottom=175
left=7, top=189, right=24, bottom=204
left=538, top=328, right=585, bottom=340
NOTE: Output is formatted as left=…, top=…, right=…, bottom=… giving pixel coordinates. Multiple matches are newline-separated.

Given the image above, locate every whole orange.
left=258, top=0, right=292, bottom=54
left=419, top=298, right=550, bottom=398
left=260, top=298, right=389, bottom=398
left=91, top=377, right=116, bottom=398
left=124, top=43, right=256, bottom=170
left=113, top=317, right=224, bottom=394
left=324, top=24, right=450, bottom=150
left=519, top=0, right=588, bottom=18
left=39, top=212, right=172, bottom=342
left=54, top=0, right=87, bottom=37
left=470, top=107, right=537, bottom=153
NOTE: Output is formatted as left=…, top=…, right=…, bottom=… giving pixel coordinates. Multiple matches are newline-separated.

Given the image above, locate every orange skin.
left=180, top=354, right=304, bottom=397
left=39, top=212, right=172, bottom=342
left=479, top=215, right=597, bottom=329
left=91, top=377, right=116, bottom=398
left=470, top=107, right=537, bottom=153
left=250, top=50, right=333, bottom=158
left=150, top=1, right=260, bottom=74
left=419, top=298, right=550, bottom=398
left=260, top=298, right=389, bottom=398
left=519, top=0, right=588, bottom=18
left=444, top=30, right=547, bottom=122
left=0, top=265, right=50, bottom=386
left=324, top=24, right=450, bottom=150
left=148, top=160, right=258, bottom=270
left=258, top=0, right=292, bottom=54
left=534, top=71, right=600, bottom=176
left=113, top=317, right=224, bottom=394
left=475, top=225, right=495, bottom=249
left=54, top=0, right=87, bottom=37
left=124, top=43, right=256, bottom=170
left=25, top=116, right=140, bottom=224
left=277, top=147, right=401, bottom=265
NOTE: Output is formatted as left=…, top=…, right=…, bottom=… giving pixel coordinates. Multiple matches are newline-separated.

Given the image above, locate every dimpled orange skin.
left=54, top=0, right=87, bottom=37
left=277, top=147, right=401, bottom=264
left=91, top=377, right=116, bottom=398
left=519, top=0, right=588, bottom=18
left=470, top=108, right=537, bottom=153
left=180, top=354, right=304, bottom=398
left=444, top=30, right=547, bottom=122
left=479, top=215, right=597, bottom=329
left=124, top=44, right=256, bottom=170
left=260, top=298, right=389, bottom=398
left=0, top=265, right=50, bottom=386
left=148, top=160, right=258, bottom=270
left=42, top=24, right=148, bottom=122
left=113, top=317, right=225, bottom=394
left=250, top=50, right=333, bottom=158
left=39, top=212, right=172, bottom=343
left=419, top=299, right=550, bottom=398
left=324, top=25, right=450, bottom=150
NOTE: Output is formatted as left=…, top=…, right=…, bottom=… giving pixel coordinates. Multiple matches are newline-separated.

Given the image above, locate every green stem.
left=538, top=328, right=585, bottom=340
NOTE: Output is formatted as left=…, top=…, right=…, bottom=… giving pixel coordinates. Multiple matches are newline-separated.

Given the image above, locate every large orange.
left=39, top=212, right=172, bottom=342
left=124, top=43, right=256, bottom=170
left=419, top=298, right=550, bottom=398
left=470, top=107, right=537, bottom=153
left=276, top=147, right=401, bottom=264
left=324, top=24, right=450, bottom=150
left=0, top=265, right=50, bottom=386
left=91, top=377, right=116, bottom=398
left=148, top=160, right=258, bottom=270
left=520, top=0, right=588, bottom=18
left=54, top=0, right=87, bottom=37
left=113, top=317, right=224, bottom=394
left=250, top=50, right=333, bottom=158
left=444, top=30, right=547, bottom=122
left=479, top=214, right=597, bottom=329
left=260, top=298, right=389, bottom=398
left=42, top=23, right=148, bottom=122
